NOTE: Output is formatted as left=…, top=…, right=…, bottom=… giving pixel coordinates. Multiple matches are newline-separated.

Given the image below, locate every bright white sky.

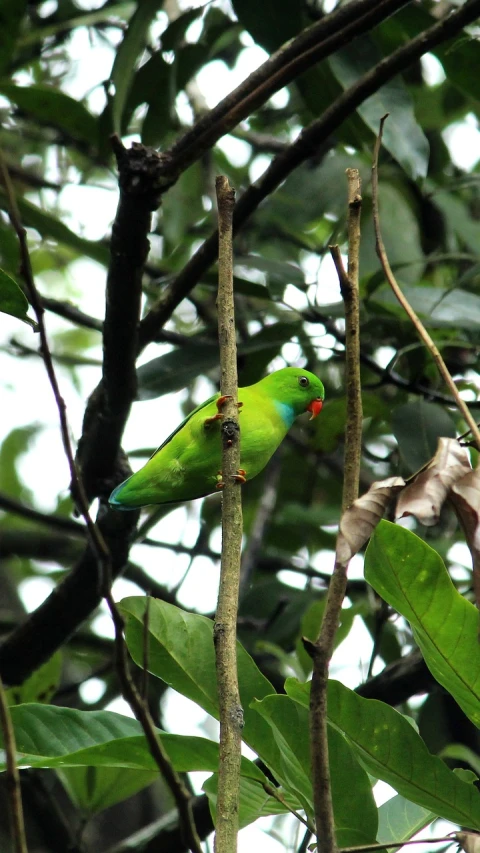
left=1, top=4, right=478, bottom=849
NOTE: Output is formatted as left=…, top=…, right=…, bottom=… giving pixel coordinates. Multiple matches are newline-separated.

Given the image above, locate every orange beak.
left=307, top=398, right=323, bottom=420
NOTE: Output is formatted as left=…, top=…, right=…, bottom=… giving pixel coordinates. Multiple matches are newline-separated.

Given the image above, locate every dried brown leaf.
left=396, top=437, right=471, bottom=526
left=450, top=463, right=480, bottom=609
left=336, top=476, right=405, bottom=566
left=457, top=831, right=480, bottom=853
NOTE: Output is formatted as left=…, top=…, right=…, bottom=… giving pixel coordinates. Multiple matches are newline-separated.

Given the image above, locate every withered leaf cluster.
left=337, top=439, right=480, bottom=604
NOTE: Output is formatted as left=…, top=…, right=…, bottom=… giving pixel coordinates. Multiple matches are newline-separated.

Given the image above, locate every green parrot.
left=109, top=366, right=324, bottom=509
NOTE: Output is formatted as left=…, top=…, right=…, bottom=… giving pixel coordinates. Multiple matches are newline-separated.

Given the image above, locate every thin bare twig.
left=262, top=782, right=316, bottom=834
left=340, top=836, right=456, bottom=853
left=214, top=176, right=243, bottom=853
left=0, top=673, right=28, bottom=853
left=309, top=171, right=363, bottom=853
left=372, top=115, right=480, bottom=452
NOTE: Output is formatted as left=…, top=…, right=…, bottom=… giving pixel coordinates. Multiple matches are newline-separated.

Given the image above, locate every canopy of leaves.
left=1, top=1, right=480, bottom=851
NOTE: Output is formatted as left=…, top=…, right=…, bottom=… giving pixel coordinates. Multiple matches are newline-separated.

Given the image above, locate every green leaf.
left=0, top=425, right=38, bottom=504
left=119, top=597, right=280, bottom=769
left=236, top=256, right=305, bottom=285
left=0, top=194, right=110, bottom=266
left=392, top=400, right=457, bottom=474
left=6, top=652, right=61, bottom=706
left=377, top=795, right=436, bottom=846
left=203, top=774, right=297, bottom=830
left=313, top=393, right=390, bottom=454
left=328, top=41, right=429, bottom=180
left=110, top=0, right=165, bottom=134
left=432, top=191, right=480, bottom=255
left=287, top=678, right=480, bottom=829
left=372, top=284, right=480, bottom=331
left=365, top=521, right=480, bottom=729
left=57, top=765, right=158, bottom=815
left=0, top=83, right=98, bottom=148
left=136, top=341, right=218, bottom=400
left=2, top=703, right=262, bottom=784
left=360, top=184, right=424, bottom=285
left=0, top=267, right=37, bottom=329
left=252, top=694, right=378, bottom=845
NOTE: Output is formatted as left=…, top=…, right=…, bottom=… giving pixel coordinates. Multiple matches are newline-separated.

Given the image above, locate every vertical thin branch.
left=308, top=170, right=363, bottom=853
left=343, top=168, right=363, bottom=511
left=372, top=115, right=480, bottom=451
left=0, top=675, right=28, bottom=853
left=214, top=175, right=243, bottom=853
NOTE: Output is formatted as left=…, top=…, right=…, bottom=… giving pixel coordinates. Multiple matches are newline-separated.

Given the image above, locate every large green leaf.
left=0, top=83, right=98, bottom=148
left=1, top=704, right=263, bottom=781
left=0, top=194, right=110, bottom=266
left=136, top=341, right=218, bottom=400
left=0, top=267, right=37, bottom=329
left=287, top=678, right=480, bottom=829
left=392, top=400, right=457, bottom=474
left=120, top=597, right=280, bottom=769
left=328, top=41, right=429, bottom=180
left=377, top=795, right=436, bottom=845
left=365, top=521, right=480, bottom=728
left=57, top=765, right=159, bottom=815
left=252, top=694, right=378, bottom=845
left=360, top=183, right=424, bottom=285
left=372, top=284, right=480, bottom=331
left=203, top=774, right=296, bottom=830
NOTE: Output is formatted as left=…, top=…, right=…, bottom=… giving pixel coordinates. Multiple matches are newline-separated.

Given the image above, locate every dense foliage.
left=1, top=0, right=480, bottom=851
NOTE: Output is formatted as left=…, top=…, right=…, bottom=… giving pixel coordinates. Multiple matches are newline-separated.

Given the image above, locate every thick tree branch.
left=75, top=137, right=172, bottom=503
left=166, top=0, right=411, bottom=176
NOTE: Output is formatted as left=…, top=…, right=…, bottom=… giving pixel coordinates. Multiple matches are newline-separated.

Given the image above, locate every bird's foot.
left=215, top=468, right=247, bottom=490
left=204, top=397, right=243, bottom=427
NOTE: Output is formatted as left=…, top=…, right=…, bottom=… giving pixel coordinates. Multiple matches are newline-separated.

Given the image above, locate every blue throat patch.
left=274, top=400, right=296, bottom=428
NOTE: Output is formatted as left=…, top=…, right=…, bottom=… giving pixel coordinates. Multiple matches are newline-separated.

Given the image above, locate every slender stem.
left=309, top=172, right=363, bottom=853
left=262, top=783, right=316, bottom=834
left=372, top=116, right=480, bottom=451
left=214, top=176, right=243, bottom=853
left=340, top=836, right=456, bottom=853
left=0, top=674, right=28, bottom=853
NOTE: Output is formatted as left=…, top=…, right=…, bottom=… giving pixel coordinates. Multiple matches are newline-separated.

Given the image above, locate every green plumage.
left=109, top=367, right=324, bottom=509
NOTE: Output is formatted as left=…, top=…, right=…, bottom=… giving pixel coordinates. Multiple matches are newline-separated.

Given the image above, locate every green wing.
left=149, top=392, right=218, bottom=460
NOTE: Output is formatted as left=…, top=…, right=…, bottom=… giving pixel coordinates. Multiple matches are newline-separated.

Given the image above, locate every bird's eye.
left=298, top=376, right=309, bottom=388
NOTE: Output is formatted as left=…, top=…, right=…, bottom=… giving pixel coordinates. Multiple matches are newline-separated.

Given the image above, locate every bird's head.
left=261, top=367, right=325, bottom=420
